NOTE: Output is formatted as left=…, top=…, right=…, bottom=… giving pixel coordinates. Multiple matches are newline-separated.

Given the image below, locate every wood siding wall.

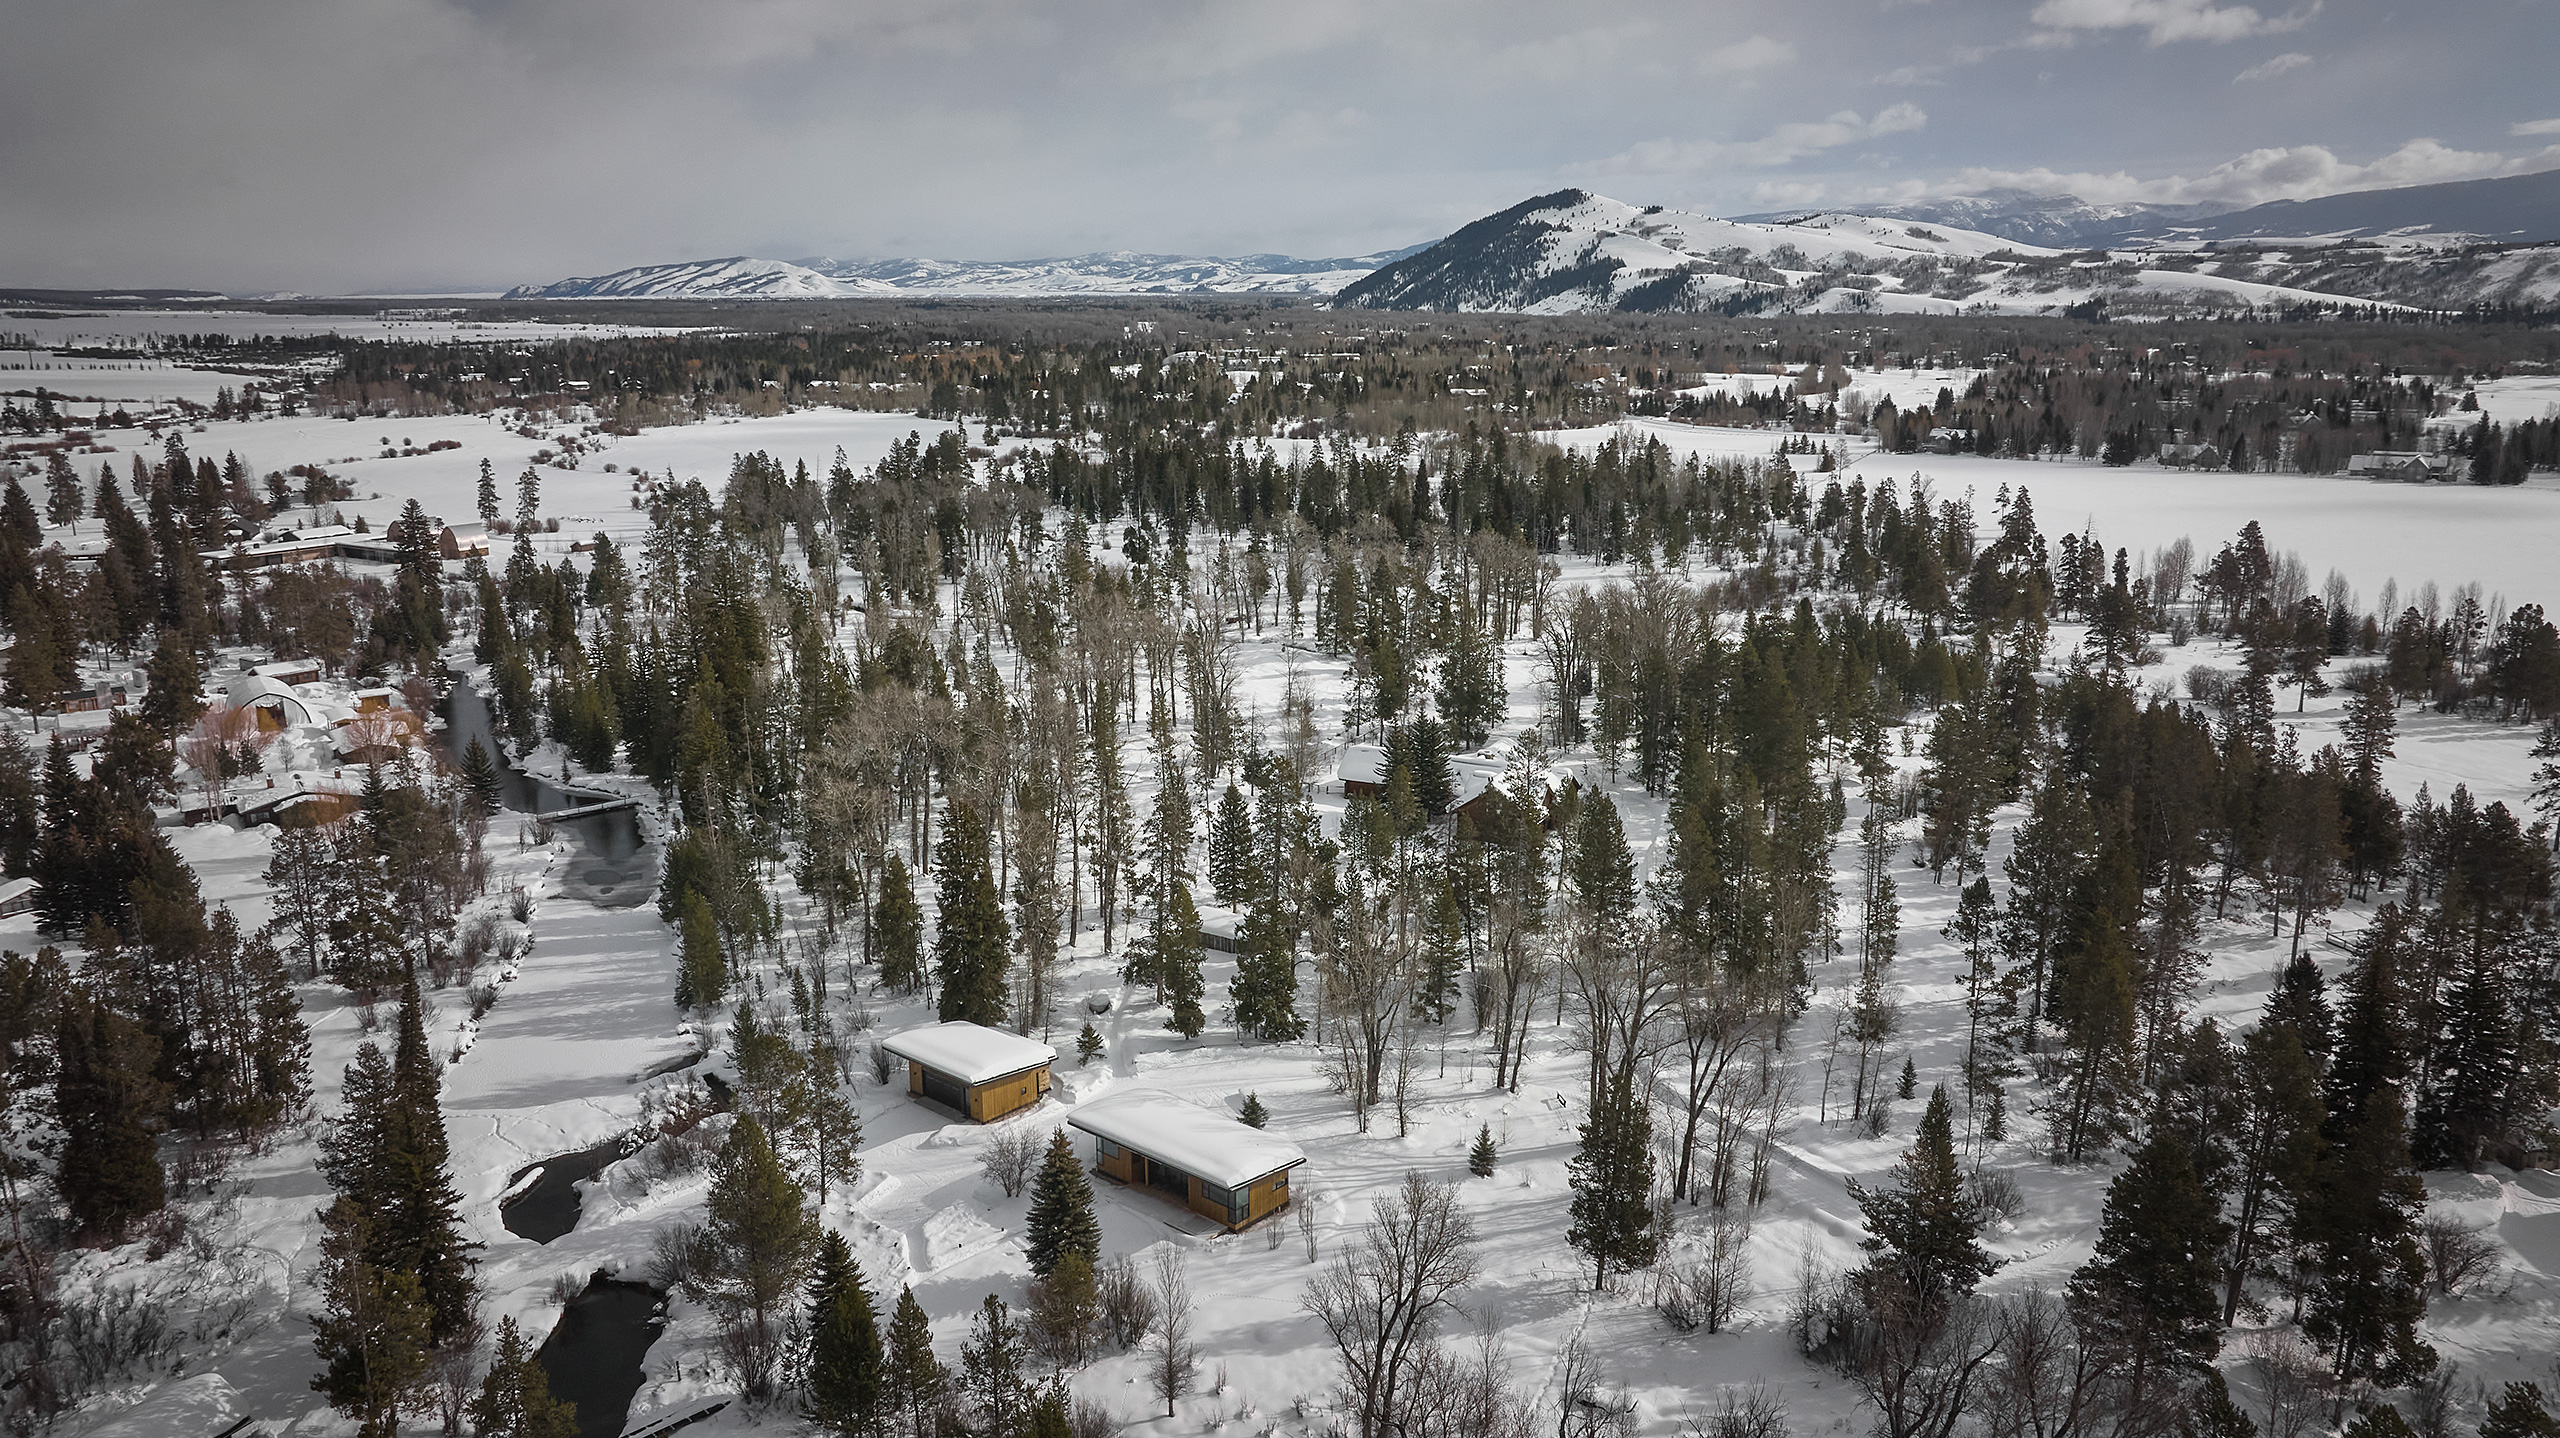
left=906, top=1062, right=1051, bottom=1123
left=1093, top=1142, right=1294, bottom=1230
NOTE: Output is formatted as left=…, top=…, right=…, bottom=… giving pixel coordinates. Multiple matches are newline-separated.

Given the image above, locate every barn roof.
left=879, top=1021, right=1056, bottom=1087
left=1067, top=1088, right=1305, bottom=1188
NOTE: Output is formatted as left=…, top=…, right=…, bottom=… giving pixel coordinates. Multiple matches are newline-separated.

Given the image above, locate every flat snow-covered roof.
left=1067, top=1088, right=1306, bottom=1189
left=880, top=1021, right=1056, bottom=1087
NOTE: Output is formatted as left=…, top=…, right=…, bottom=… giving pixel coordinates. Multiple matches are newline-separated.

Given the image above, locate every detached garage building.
left=880, top=1021, right=1055, bottom=1122
left=1068, top=1089, right=1305, bottom=1232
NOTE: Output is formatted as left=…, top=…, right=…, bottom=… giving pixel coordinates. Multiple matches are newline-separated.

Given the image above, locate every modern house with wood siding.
left=880, top=1021, right=1055, bottom=1123
left=1067, top=1089, right=1305, bottom=1231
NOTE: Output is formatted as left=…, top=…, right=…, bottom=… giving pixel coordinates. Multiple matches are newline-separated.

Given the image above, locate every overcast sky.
left=3, top=0, right=2555, bottom=294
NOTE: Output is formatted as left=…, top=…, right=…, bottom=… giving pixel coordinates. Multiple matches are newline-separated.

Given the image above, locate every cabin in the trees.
left=1194, top=903, right=1244, bottom=954
left=1068, top=1089, right=1305, bottom=1231
left=1338, top=743, right=1388, bottom=800
left=880, top=1021, right=1055, bottom=1122
left=0, top=878, right=35, bottom=920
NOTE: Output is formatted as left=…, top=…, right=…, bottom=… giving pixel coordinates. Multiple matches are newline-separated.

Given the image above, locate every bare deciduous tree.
left=1149, top=1249, right=1198, bottom=1418
left=1303, top=1173, right=1480, bottom=1438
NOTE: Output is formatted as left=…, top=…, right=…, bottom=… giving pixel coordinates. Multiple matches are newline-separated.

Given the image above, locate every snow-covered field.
left=0, top=309, right=702, bottom=348
left=1562, top=417, right=2560, bottom=612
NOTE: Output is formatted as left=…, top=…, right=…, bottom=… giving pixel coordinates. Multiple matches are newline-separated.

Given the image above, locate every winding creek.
left=435, top=680, right=673, bottom=1433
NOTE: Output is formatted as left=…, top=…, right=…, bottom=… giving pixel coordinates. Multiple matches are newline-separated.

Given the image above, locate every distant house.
left=1194, top=903, right=1244, bottom=954
left=1338, top=743, right=1389, bottom=799
left=1068, top=1089, right=1305, bottom=1232
left=253, top=658, right=323, bottom=687
left=222, top=674, right=320, bottom=732
left=2156, top=443, right=2221, bottom=469
left=54, top=683, right=131, bottom=715
left=2348, top=450, right=2458, bottom=483
left=879, top=1021, right=1055, bottom=1123
left=438, top=522, right=491, bottom=560
left=332, top=709, right=422, bottom=765
left=0, top=878, right=35, bottom=921
left=351, top=687, right=398, bottom=714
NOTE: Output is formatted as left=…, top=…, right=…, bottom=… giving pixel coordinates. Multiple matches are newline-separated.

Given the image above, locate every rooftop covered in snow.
left=879, top=1021, right=1057, bottom=1087
left=1067, top=1088, right=1305, bottom=1189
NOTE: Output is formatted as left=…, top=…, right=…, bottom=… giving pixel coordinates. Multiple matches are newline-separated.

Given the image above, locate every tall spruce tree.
left=960, top=1294, right=1031, bottom=1438
left=690, top=1113, right=815, bottom=1401
left=1159, top=883, right=1206, bottom=1039
left=1024, top=1129, right=1101, bottom=1279
left=2066, top=1122, right=2231, bottom=1388
left=1417, top=874, right=1464, bottom=1026
left=885, top=1284, right=949, bottom=1438
left=676, top=888, right=729, bottom=1011
left=874, top=853, right=925, bottom=994
left=1851, top=1086, right=1998, bottom=1311
left=310, top=1198, right=434, bottom=1438
left=1565, top=1067, right=1656, bottom=1290
left=1230, top=901, right=1304, bottom=1042
left=1206, top=784, right=1258, bottom=907
left=54, top=990, right=166, bottom=1240
left=807, top=1229, right=886, bottom=1438
left=933, top=805, right=1011, bottom=1026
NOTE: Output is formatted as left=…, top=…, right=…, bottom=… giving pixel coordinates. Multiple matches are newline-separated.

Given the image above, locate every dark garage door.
left=921, top=1067, right=968, bottom=1112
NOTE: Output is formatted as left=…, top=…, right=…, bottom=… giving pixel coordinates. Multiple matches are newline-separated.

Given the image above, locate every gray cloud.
left=0, top=0, right=2548, bottom=293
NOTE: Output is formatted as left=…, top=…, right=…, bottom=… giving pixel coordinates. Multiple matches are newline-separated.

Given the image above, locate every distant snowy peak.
left=1733, top=189, right=2242, bottom=249
left=1333, top=188, right=2063, bottom=315
left=505, top=246, right=1430, bottom=301
left=501, top=257, right=895, bottom=301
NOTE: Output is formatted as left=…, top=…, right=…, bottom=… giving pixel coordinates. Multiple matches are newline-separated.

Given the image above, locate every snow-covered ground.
left=1558, top=417, right=2560, bottom=612
left=11, top=394, right=2560, bottom=1435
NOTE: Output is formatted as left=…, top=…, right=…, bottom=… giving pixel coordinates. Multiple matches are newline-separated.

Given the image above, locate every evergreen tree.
left=960, top=1293, right=1030, bottom=1438
left=933, top=805, right=1011, bottom=1026
left=1159, top=883, right=1205, bottom=1038
left=885, top=1284, right=949, bottom=1438
left=458, top=736, right=501, bottom=817
left=1851, top=1086, right=1999, bottom=1311
left=2414, top=952, right=2522, bottom=1169
left=2263, top=949, right=2334, bottom=1067
left=1897, top=1057, right=1918, bottom=1100
left=310, top=1198, right=435, bottom=1438
left=689, top=1114, right=816, bottom=1401
left=2302, top=1090, right=2436, bottom=1386
left=1566, top=795, right=1637, bottom=942
left=1023, top=1129, right=1102, bottom=1279
left=44, top=449, right=82, bottom=528
left=477, top=458, right=502, bottom=529
left=1565, top=1067, right=1656, bottom=1289
left=1469, top=1124, right=1498, bottom=1177
left=1206, top=784, right=1258, bottom=906
left=874, top=853, right=926, bottom=995
left=2342, top=1409, right=2414, bottom=1438
left=676, top=888, right=729, bottom=1010
left=139, top=629, right=204, bottom=735
left=1417, top=873, right=1464, bottom=1026
left=1240, top=1092, right=1268, bottom=1128
left=1075, top=1021, right=1104, bottom=1066
left=2066, top=1123, right=2231, bottom=1385
left=381, top=973, right=478, bottom=1345
left=1229, top=900, right=1304, bottom=1042
left=2482, top=1383, right=2560, bottom=1438
left=1433, top=603, right=1506, bottom=749
left=54, top=989, right=167, bottom=1240
left=468, top=1314, right=579, bottom=1438
left=807, top=1229, right=886, bottom=1438
left=2180, top=1371, right=2258, bottom=1438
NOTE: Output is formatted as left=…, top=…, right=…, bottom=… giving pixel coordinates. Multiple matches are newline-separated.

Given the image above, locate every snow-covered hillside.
left=504, top=247, right=1425, bottom=301
left=1329, top=189, right=2418, bottom=317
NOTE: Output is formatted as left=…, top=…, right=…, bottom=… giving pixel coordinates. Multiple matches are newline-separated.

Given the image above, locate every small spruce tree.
left=468, top=1314, right=579, bottom=1438
left=1898, top=1057, right=1918, bottom=1100
left=1075, top=1021, right=1105, bottom=1066
left=1240, top=1092, right=1268, bottom=1129
left=1023, top=1129, right=1102, bottom=1280
left=806, top=1229, right=885, bottom=1438
left=1565, top=1068, right=1656, bottom=1290
left=1469, top=1124, right=1498, bottom=1177
left=1851, top=1085, right=1999, bottom=1311
left=885, top=1284, right=948, bottom=1438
